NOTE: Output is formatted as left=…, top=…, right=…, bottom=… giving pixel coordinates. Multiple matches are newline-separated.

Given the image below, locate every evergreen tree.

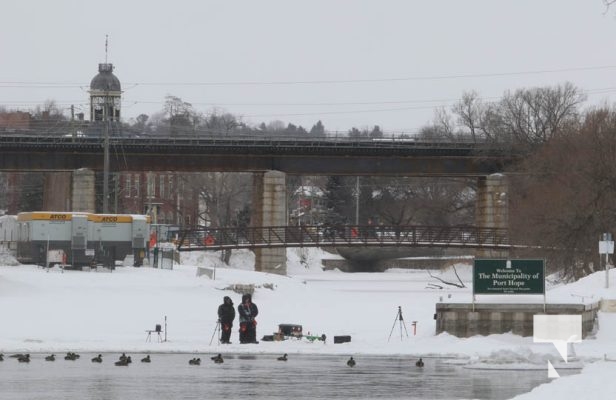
left=309, top=120, right=326, bottom=137
left=18, top=173, right=44, bottom=212
left=285, top=123, right=298, bottom=136
left=369, top=125, right=384, bottom=138
left=348, top=127, right=362, bottom=139
left=324, top=176, right=354, bottom=224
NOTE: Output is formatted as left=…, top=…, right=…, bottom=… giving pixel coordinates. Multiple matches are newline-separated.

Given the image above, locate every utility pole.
left=102, top=35, right=110, bottom=213
left=103, top=98, right=110, bottom=213
left=92, top=35, right=120, bottom=215
left=113, top=173, right=119, bottom=213
left=70, top=105, right=75, bottom=142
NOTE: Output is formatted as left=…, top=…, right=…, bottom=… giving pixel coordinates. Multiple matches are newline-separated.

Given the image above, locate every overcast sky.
left=2, top=1, right=616, bottom=133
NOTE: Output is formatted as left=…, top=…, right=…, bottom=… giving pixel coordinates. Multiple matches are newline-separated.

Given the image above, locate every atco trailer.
left=13, top=212, right=150, bottom=268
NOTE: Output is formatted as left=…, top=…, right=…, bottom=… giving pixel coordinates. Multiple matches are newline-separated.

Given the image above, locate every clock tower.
left=89, top=62, right=121, bottom=122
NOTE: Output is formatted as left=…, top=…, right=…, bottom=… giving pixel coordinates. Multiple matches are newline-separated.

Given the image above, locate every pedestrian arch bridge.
left=177, top=225, right=511, bottom=252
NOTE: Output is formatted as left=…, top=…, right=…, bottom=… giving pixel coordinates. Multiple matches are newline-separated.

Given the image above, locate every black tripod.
left=209, top=320, right=221, bottom=345
left=388, top=306, right=409, bottom=342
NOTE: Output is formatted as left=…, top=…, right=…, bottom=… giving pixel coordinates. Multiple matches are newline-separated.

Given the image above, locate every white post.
left=606, top=252, right=610, bottom=289
left=599, top=233, right=614, bottom=289
left=45, top=235, right=50, bottom=270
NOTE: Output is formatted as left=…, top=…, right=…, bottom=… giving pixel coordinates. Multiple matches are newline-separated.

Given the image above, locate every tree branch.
left=428, top=266, right=466, bottom=288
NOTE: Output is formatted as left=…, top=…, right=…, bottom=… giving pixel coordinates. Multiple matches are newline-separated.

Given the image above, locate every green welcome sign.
left=473, top=259, right=545, bottom=295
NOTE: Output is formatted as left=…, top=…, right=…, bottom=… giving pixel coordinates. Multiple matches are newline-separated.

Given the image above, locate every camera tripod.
left=209, top=320, right=221, bottom=346
left=388, top=306, right=409, bottom=342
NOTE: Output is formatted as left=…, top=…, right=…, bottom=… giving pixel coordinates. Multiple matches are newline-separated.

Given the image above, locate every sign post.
left=474, top=259, right=546, bottom=309
left=599, top=233, right=614, bottom=289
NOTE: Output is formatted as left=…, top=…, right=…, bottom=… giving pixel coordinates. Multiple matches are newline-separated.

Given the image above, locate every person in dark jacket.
left=217, top=296, right=235, bottom=344
left=238, top=293, right=259, bottom=344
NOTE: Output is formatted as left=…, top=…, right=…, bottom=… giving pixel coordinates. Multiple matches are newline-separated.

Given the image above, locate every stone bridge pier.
left=251, top=170, right=287, bottom=275
left=42, top=169, right=95, bottom=213
left=475, top=174, right=509, bottom=258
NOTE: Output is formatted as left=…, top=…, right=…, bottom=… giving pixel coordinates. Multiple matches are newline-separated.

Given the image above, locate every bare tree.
left=451, top=91, right=484, bottom=142
left=496, top=82, right=585, bottom=148
left=161, top=95, right=199, bottom=136
left=33, top=99, right=66, bottom=120
left=183, top=172, right=252, bottom=264
left=509, top=106, right=616, bottom=279
left=369, top=177, right=475, bottom=227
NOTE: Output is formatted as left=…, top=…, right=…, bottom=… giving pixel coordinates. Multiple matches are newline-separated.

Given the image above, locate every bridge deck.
left=0, top=134, right=514, bottom=175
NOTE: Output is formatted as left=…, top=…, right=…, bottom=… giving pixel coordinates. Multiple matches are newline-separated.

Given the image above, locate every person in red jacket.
left=238, top=293, right=259, bottom=344
left=217, top=296, right=235, bottom=344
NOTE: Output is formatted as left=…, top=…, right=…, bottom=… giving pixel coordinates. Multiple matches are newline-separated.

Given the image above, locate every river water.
left=0, top=353, right=574, bottom=399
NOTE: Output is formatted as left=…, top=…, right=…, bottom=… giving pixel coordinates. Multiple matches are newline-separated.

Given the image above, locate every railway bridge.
left=0, top=134, right=517, bottom=274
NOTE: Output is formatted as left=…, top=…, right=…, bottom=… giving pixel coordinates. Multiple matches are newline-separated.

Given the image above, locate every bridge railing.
left=0, top=132, right=496, bottom=151
left=176, top=225, right=510, bottom=251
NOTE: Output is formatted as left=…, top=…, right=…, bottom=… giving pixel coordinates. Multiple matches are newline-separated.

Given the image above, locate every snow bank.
left=0, top=248, right=615, bottom=367
left=0, top=250, right=20, bottom=266
left=511, top=361, right=616, bottom=400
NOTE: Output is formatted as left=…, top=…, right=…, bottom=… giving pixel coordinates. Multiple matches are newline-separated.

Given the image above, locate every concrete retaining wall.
left=322, top=258, right=471, bottom=272
left=435, top=302, right=600, bottom=338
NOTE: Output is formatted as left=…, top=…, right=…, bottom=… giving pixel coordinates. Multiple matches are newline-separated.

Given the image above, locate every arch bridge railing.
left=176, top=225, right=510, bottom=252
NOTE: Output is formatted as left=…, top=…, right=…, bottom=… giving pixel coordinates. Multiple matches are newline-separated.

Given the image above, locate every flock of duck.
left=0, top=352, right=200, bottom=366
left=344, top=356, right=424, bottom=368
left=0, top=352, right=425, bottom=368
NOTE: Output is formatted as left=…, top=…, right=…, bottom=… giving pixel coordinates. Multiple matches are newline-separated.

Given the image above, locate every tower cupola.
left=89, top=40, right=122, bottom=122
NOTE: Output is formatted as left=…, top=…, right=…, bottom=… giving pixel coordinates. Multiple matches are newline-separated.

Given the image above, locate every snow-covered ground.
left=1, top=247, right=616, bottom=399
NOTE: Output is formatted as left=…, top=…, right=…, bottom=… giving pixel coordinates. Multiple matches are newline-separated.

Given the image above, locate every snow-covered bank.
left=511, top=361, right=616, bottom=400
left=1, top=247, right=615, bottom=365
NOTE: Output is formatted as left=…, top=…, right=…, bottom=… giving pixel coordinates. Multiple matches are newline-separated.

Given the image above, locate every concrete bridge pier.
left=475, top=174, right=509, bottom=258
left=43, top=172, right=72, bottom=211
left=72, top=168, right=96, bottom=213
left=251, top=170, right=287, bottom=275
left=41, top=169, right=95, bottom=213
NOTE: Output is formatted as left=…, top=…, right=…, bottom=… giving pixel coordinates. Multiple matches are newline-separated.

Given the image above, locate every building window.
left=134, top=174, right=140, bottom=198
left=125, top=174, right=131, bottom=198
left=184, top=215, right=191, bottom=226
left=147, top=173, right=155, bottom=199
left=160, top=175, right=165, bottom=200
left=168, top=175, right=174, bottom=200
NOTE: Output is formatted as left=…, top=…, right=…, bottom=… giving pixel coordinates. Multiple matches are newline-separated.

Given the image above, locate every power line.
left=2, top=64, right=616, bottom=88
left=130, top=65, right=616, bottom=86
left=5, top=85, right=615, bottom=110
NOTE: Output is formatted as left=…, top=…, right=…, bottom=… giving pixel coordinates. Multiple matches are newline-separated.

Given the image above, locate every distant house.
left=0, top=111, right=31, bottom=131
left=290, top=185, right=327, bottom=225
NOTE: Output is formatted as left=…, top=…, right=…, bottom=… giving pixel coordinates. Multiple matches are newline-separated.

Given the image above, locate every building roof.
left=90, top=63, right=121, bottom=92
left=294, top=185, right=325, bottom=198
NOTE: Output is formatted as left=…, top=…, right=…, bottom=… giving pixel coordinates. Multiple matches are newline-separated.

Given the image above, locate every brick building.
left=117, top=172, right=200, bottom=227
